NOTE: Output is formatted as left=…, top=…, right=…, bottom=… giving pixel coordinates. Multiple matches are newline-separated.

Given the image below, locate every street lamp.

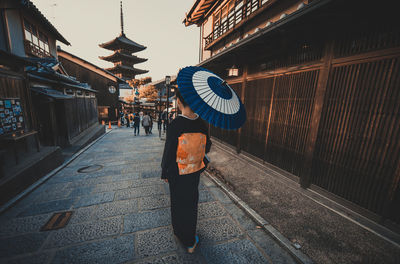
left=165, top=76, right=171, bottom=131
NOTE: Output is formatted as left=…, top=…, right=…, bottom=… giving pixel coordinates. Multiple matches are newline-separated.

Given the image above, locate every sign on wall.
left=0, top=98, right=25, bottom=136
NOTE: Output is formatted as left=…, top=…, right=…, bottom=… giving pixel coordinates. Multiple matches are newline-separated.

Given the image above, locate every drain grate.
left=41, top=211, right=73, bottom=231
left=77, top=164, right=103, bottom=173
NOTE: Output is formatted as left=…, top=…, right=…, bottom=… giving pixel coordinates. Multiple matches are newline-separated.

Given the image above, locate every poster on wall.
left=0, top=98, right=25, bottom=136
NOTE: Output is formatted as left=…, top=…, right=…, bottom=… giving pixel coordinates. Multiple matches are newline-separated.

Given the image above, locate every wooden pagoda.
left=99, top=1, right=148, bottom=81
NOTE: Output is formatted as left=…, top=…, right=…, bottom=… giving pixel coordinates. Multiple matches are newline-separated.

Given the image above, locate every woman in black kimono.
left=161, top=88, right=211, bottom=253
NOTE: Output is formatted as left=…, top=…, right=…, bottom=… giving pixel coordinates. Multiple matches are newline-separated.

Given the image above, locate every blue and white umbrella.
left=177, top=66, right=246, bottom=130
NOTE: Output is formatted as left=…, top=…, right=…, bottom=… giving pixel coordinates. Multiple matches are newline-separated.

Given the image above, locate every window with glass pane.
left=251, top=0, right=258, bottom=12
left=228, top=1, right=235, bottom=29
left=221, top=6, right=228, bottom=33
left=24, top=29, right=32, bottom=42
left=235, top=0, right=243, bottom=24
left=262, top=0, right=269, bottom=5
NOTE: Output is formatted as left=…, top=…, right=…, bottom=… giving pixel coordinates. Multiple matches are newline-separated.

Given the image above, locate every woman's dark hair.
left=175, top=88, right=188, bottom=107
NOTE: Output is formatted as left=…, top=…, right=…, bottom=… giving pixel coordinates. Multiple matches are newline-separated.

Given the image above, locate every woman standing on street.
left=161, top=88, right=211, bottom=253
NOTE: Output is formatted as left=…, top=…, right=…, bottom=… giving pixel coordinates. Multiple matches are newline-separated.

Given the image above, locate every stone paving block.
left=199, top=189, right=215, bottom=203
left=123, top=208, right=170, bottom=233
left=198, top=202, right=227, bottom=220
left=115, top=185, right=165, bottom=201
left=200, top=175, right=216, bottom=187
left=247, top=229, right=295, bottom=264
left=17, top=198, right=75, bottom=217
left=46, top=173, right=87, bottom=184
left=200, top=239, right=270, bottom=264
left=0, top=233, right=49, bottom=259
left=43, top=216, right=121, bottom=249
left=3, top=252, right=52, bottom=264
left=111, top=173, right=141, bottom=181
left=92, top=180, right=133, bottom=193
left=67, top=176, right=114, bottom=187
left=68, top=205, right=97, bottom=225
left=141, top=170, right=162, bottom=178
left=51, top=235, right=135, bottom=264
left=208, top=186, right=233, bottom=204
left=133, top=258, right=164, bottom=264
left=67, top=186, right=95, bottom=197
left=131, top=178, right=164, bottom=188
left=139, top=194, right=170, bottom=211
left=92, top=199, right=139, bottom=219
left=0, top=213, right=52, bottom=237
left=162, top=254, right=203, bottom=264
left=223, top=203, right=259, bottom=231
left=73, top=192, right=114, bottom=208
left=136, top=227, right=177, bottom=258
left=197, top=217, right=244, bottom=244
left=31, top=184, right=73, bottom=203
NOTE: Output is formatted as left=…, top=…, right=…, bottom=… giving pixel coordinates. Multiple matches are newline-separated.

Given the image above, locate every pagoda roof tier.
left=99, top=33, right=146, bottom=53
left=99, top=51, right=147, bottom=64
left=106, top=64, right=148, bottom=76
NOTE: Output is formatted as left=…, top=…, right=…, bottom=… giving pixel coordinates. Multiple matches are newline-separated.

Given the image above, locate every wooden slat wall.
left=64, top=97, right=98, bottom=140
left=265, top=70, right=319, bottom=176
left=209, top=27, right=400, bottom=223
left=240, top=78, right=273, bottom=159
left=311, top=57, right=400, bottom=215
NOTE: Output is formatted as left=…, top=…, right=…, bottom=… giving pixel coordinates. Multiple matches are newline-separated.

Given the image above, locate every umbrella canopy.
left=177, top=66, right=246, bottom=130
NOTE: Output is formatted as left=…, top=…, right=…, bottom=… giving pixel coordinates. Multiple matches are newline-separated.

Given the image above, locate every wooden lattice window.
left=23, top=18, right=50, bottom=57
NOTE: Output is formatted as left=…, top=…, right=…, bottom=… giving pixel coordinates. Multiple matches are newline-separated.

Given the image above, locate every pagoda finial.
left=120, top=1, right=124, bottom=35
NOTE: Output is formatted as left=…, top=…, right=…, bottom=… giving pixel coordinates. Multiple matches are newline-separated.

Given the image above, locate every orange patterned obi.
left=176, top=133, right=207, bottom=175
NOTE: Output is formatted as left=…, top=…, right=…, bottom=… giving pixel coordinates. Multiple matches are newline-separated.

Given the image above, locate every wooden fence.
left=210, top=27, right=400, bottom=224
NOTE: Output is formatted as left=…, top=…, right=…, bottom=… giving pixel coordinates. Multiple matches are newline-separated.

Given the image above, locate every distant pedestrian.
left=157, top=112, right=163, bottom=132
left=125, top=113, right=130, bottom=128
left=133, top=112, right=140, bottom=136
left=142, top=112, right=151, bottom=135
left=161, top=87, right=211, bottom=253
left=149, top=114, right=153, bottom=134
left=161, top=111, right=167, bottom=133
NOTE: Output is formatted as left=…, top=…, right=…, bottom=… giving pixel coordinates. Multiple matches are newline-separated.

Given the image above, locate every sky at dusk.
left=32, top=0, right=200, bottom=82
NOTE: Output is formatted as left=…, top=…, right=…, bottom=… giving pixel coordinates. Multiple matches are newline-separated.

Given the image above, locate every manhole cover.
left=41, top=211, right=73, bottom=231
left=77, top=164, right=103, bottom=173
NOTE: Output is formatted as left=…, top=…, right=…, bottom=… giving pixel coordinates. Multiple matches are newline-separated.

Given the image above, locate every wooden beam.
left=300, top=39, right=334, bottom=188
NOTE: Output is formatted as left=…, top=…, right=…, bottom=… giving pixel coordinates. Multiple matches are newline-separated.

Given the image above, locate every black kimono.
left=161, top=114, right=211, bottom=247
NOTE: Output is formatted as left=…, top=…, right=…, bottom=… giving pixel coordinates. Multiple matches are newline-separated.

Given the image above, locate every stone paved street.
left=0, top=127, right=296, bottom=264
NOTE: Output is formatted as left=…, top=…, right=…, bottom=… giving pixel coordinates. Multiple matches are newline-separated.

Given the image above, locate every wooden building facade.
left=58, top=48, right=125, bottom=122
left=0, top=0, right=101, bottom=201
left=184, top=0, right=400, bottom=226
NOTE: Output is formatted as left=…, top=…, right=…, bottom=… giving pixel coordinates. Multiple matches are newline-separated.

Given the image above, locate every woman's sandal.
left=187, top=235, right=199, bottom=254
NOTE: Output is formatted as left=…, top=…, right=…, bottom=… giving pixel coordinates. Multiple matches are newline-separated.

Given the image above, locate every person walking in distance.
left=149, top=113, right=153, bottom=134
left=142, top=112, right=151, bottom=135
left=161, top=88, right=211, bottom=253
left=133, top=112, right=140, bottom=136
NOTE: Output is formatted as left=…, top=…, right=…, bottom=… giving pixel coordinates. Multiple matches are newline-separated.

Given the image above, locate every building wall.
left=58, top=56, right=119, bottom=121
left=201, top=0, right=307, bottom=59
left=5, top=10, right=25, bottom=56
left=0, top=10, right=8, bottom=51
left=204, top=2, right=400, bottom=224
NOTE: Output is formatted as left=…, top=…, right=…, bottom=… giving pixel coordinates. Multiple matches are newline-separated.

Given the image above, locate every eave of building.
left=99, top=52, right=147, bottom=64
left=198, top=0, right=332, bottom=67
left=3, top=0, right=71, bottom=45
left=106, top=65, right=148, bottom=75
left=99, top=33, right=146, bottom=53
left=204, top=0, right=279, bottom=50
left=57, top=48, right=126, bottom=84
left=184, top=0, right=221, bottom=26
